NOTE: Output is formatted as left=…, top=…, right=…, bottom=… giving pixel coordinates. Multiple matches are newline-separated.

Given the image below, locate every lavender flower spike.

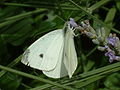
left=69, top=18, right=78, bottom=27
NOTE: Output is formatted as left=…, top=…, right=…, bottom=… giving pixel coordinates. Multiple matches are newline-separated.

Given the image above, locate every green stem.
left=0, top=65, right=76, bottom=90
left=89, top=0, right=110, bottom=11
left=0, top=55, right=22, bottom=77
left=66, top=66, right=120, bottom=86
left=0, top=2, right=80, bottom=11
left=0, top=9, right=47, bottom=28
left=86, top=46, right=98, bottom=57
left=22, top=62, right=120, bottom=89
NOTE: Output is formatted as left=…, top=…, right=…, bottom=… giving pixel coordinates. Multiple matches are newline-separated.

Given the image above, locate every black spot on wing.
left=39, top=54, right=43, bottom=58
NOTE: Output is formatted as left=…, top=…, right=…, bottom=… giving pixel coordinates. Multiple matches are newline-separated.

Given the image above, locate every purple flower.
left=69, top=18, right=78, bottom=27
left=107, top=34, right=119, bottom=47
left=105, top=50, right=120, bottom=63
left=105, top=51, right=115, bottom=63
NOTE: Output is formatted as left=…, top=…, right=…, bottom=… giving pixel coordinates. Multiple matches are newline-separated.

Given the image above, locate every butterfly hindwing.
left=43, top=40, right=68, bottom=78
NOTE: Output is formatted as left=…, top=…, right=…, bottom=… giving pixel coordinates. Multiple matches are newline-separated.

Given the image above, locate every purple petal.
left=107, top=34, right=120, bottom=47
left=69, top=18, right=78, bottom=27
left=105, top=50, right=120, bottom=63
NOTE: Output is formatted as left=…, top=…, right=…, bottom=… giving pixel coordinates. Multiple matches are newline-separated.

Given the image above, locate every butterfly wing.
left=40, top=29, right=65, bottom=71
left=63, top=26, right=78, bottom=78
left=21, top=29, right=63, bottom=71
left=42, top=40, right=68, bottom=78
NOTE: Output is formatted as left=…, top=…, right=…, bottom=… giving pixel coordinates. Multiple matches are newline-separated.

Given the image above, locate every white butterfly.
left=21, top=22, right=78, bottom=78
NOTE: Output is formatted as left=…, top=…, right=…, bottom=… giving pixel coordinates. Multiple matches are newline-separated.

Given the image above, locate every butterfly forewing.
left=21, top=29, right=63, bottom=71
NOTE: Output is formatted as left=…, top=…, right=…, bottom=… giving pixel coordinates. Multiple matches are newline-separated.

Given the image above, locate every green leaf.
left=1, top=18, right=34, bottom=46
left=116, top=1, right=120, bottom=11
left=0, top=36, right=8, bottom=65
left=0, top=72, right=22, bottom=90
left=104, top=7, right=116, bottom=36
left=84, top=60, right=95, bottom=72
left=104, top=73, right=120, bottom=89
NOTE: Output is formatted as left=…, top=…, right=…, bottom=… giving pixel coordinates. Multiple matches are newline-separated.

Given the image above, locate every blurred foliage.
left=0, top=0, right=120, bottom=90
